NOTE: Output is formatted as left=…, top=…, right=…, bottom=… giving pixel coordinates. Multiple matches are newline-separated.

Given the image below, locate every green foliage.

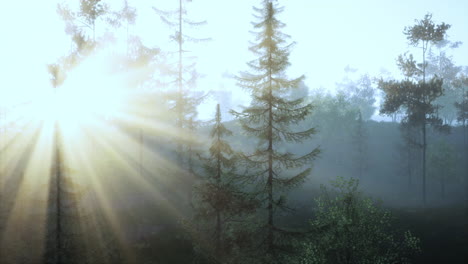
left=401, top=13, right=451, bottom=83
left=379, top=77, right=445, bottom=129
left=192, top=104, right=257, bottom=262
left=380, top=13, right=452, bottom=206
left=397, top=52, right=422, bottom=79
left=152, top=0, right=208, bottom=166
left=404, top=13, right=450, bottom=48
left=307, top=90, right=360, bottom=138
left=293, top=177, right=421, bottom=264
left=454, top=75, right=468, bottom=124
left=231, top=0, right=320, bottom=255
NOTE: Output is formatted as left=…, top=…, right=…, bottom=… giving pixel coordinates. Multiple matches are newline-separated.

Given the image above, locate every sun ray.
left=0, top=38, right=213, bottom=262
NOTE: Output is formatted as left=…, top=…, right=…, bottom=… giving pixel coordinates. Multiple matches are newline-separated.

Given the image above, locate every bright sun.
left=32, top=52, right=129, bottom=131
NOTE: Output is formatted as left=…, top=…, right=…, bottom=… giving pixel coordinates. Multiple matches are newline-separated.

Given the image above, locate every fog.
left=0, top=0, right=466, bottom=264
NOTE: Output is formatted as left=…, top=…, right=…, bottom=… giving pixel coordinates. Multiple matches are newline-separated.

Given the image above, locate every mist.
left=0, top=0, right=467, bottom=264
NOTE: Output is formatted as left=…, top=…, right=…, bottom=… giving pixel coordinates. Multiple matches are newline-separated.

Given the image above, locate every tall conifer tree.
left=232, top=0, right=320, bottom=258
left=153, top=1, right=208, bottom=164
left=194, top=104, right=255, bottom=261
left=153, top=1, right=208, bottom=206
left=380, top=14, right=450, bottom=206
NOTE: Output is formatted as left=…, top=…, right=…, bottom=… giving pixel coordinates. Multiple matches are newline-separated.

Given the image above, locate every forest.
left=0, top=0, right=467, bottom=263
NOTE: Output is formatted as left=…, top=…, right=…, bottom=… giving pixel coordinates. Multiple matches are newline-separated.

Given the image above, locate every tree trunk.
left=422, top=122, right=427, bottom=207
left=215, top=114, right=222, bottom=255
left=407, top=147, right=412, bottom=190
left=464, top=118, right=468, bottom=211
left=176, top=0, right=184, bottom=166
left=55, top=123, right=63, bottom=264
left=267, top=49, right=274, bottom=254
left=139, top=129, right=143, bottom=178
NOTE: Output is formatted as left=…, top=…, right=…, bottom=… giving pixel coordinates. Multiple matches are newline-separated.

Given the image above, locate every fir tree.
left=57, top=0, right=108, bottom=48
left=152, top=1, right=208, bottom=207
left=193, top=104, right=255, bottom=262
left=231, top=0, right=320, bottom=259
left=152, top=0, right=208, bottom=164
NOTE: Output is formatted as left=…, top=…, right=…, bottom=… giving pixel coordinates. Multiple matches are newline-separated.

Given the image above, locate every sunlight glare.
left=33, top=52, right=129, bottom=132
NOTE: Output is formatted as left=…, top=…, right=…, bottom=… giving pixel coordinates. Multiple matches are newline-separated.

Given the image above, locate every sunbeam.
left=0, top=44, right=200, bottom=263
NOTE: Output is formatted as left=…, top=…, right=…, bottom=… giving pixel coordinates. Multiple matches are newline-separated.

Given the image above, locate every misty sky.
left=0, top=0, right=467, bottom=119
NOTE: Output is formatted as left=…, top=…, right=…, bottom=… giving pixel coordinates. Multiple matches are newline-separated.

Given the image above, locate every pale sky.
left=0, top=0, right=467, bottom=120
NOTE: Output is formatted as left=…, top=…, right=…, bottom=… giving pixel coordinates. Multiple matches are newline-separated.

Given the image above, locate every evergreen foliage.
left=403, top=13, right=450, bottom=82
left=192, top=104, right=256, bottom=262
left=231, top=0, right=320, bottom=258
left=152, top=1, right=209, bottom=209
left=152, top=0, right=208, bottom=163
left=379, top=13, right=451, bottom=206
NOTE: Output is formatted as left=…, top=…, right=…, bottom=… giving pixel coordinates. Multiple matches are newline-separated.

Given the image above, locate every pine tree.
left=193, top=104, right=255, bottom=261
left=380, top=13, right=450, bottom=206
left=153, top=0, right=208, bottom=163
left=108, top=0, right=137, bottom=54
left=57, top=0, right=108, bottom=50
left=231, top=0, right=320, bottom=258
left=153, top=1, right=208, bottom=207
left=427, top=40, right=462, bottom=125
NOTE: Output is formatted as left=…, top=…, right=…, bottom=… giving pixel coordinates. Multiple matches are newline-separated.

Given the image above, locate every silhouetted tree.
left=380, top=13, right=450, bottom=206
left=193, top=104, right=256, bottom=262
left=153, top=0, right=208, bottom=163
left=231, top=1, right=320, bottom=260
left=152, top=2, right=208, bottom=209
left=454, top=75, right=468, bottom=201
left=403, top=13, right=450, bottom=83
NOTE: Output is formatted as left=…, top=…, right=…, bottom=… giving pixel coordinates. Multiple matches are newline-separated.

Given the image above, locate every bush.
left=294, top=176, right=420, bottom=264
